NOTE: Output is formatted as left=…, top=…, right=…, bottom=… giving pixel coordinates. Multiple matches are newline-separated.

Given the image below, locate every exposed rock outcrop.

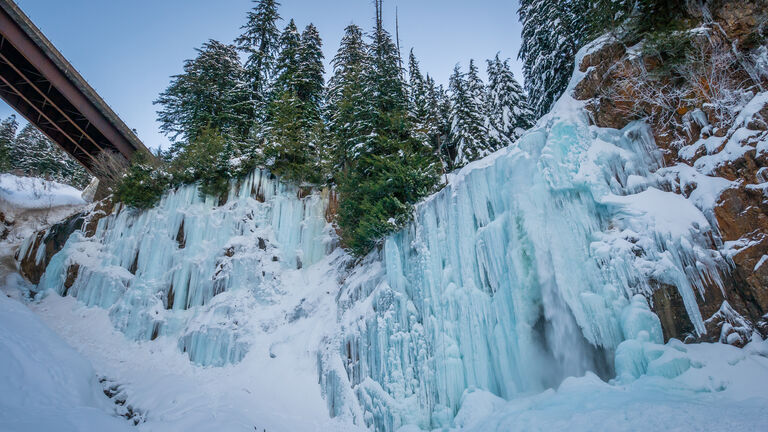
left=573, top=0, right=768, bottom=343
left=16, top=199, right=115, bottom=284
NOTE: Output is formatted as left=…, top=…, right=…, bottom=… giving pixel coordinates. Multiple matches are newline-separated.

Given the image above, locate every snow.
left=0, top=173, right=85, bottom=211
left=451, top=337, right=768, bottom=432
left=0, top=293, right=133, bottom=432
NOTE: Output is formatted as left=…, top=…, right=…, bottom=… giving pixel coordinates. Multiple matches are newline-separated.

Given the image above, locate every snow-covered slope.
left=1, top=173, right=85, bottom=211
left=0, top=293, right=134, bottom=432
left=4, top=41, right=768, bottom=432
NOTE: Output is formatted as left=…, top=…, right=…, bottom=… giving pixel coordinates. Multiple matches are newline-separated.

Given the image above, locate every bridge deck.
left=0, top=0, right=147, bottom=174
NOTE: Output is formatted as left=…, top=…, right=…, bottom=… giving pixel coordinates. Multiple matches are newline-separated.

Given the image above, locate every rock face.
left=16, top=199, right=115, bottom=284
left=573, top=0, right=768, bottom=342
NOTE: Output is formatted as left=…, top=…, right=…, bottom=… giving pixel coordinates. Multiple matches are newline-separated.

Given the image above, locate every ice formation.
left=319, top=97, right=729, bottom=430
left=18, top=40, right=742, bottom=432
left=21, top=170, right=335, bottom=367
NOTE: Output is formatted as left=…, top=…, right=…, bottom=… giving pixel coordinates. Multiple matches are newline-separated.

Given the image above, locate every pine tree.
left=337, top=23, right=441, bottom=256
left=9, top=123, right=90, bottom=188
left=270, top=20, right=301, bottom=98
left=326, top=24, right=371, bottom=174
left=155, top=40, right=251, bottom=146
left=295, top=24, right=325, bottom=124
left=518, top=0, right=585, bottom=118
left=264, top=22, right=325, bottom=183
left=407, top=50, right=431, bottom=146
left=448, top=61, right=490, bottom=168
left=235, top=0, right=282, bottom=105
left=433, top=83, right=453, bottom=171
left=0, top=115, right=18, bottom=172
left=486, top=54, right=534, bottom=148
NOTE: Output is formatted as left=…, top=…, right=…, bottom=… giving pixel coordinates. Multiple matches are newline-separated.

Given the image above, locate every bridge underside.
left=0, top=0, right=146, bottom=174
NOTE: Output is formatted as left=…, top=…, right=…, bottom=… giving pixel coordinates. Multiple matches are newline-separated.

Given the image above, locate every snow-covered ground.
left=1, top=173, right=85, bottom=211
left=1, top=250, right=361, bottom=432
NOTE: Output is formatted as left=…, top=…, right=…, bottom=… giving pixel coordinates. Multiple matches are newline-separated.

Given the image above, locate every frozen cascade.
left=24, top=170, right=335, bottom=367
left=320, top=95, right=729, bottom=428
left=18, top=43, right=734, bottom=431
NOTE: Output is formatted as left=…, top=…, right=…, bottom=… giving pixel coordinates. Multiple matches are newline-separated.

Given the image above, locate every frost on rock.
left=26, top=170, right=336, bottom=367
left=320, top=61, right=731, bottom=428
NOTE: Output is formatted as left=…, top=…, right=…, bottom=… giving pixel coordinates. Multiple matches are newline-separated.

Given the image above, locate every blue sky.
left=2, top=0, right=524, bottom=150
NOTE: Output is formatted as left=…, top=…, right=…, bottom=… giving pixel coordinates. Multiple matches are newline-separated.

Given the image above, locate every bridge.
left=0, top=0, right=147, bottom=174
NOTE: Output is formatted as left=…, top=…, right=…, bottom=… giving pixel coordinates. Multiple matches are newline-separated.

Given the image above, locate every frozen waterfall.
left=20, top=67, right=730, bottom=432
left=319, top=98, right=728, bottom=430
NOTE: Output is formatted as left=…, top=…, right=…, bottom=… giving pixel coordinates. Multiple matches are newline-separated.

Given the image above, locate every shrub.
left=114, top=151, right=170, bottom=209
left=169, top=127, right=234, bottom=199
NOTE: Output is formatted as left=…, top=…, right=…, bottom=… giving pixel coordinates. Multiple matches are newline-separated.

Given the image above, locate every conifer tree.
left=433, top=83, right=453, bottom=170
left=337, top=22, right=440, bottom=256
left=0, top=115, right=18, bottom=172
left=264, top=21, right=325, bottom=183
left=449, top=61, right=490, bottom=168
left=407, top=50, right=431, bottom=146
left=270, top=20, right=301, bottom=98
left=486, top=54, right=534, bottom=148
left=155, top=40, right=251, bottom=146
left=326, top=24, right=371, bottom=174
left=518, top=0, right=585, bottom=118
left=295, top=24, right=325, bottom=124
left=235, top=0, right=282, bottom=104
left=9, top=123, right=90, bottom=188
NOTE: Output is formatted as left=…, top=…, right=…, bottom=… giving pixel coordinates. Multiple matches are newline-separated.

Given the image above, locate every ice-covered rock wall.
left=319, top=94, right=730, bottom=430
left=20, top=170, right=335, bottom=367
left=18, top=44, right=735, bottom=432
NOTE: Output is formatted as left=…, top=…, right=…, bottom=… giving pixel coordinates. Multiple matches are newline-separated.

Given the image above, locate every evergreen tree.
left=114, top=150, right=170, bottom=209
left=235, top=0, right=282, bottom=105
left=486, top=54, right=534, bottom=148
left=433, top=83, right=453, bottom=171
left=448, top=61, right=490, bottom=168
left=155, top=40, right=251, bottom=146
left=270, top=20, right=301, bottom=98
left=326, top=24, right=371, bottom=174
left=264, top=22, right=325, bottom=183
left=295, top=24, right=325, bottom=124
left=9, top=123, right=90, bottom=188
left=169, top=127, right=232, bottom=198
left=518, top=0, right=585, bottom=118
left=407, top=50, right=431, bottom=146
left=0, top=115, right=18, bottom=172
left=337, top=25, right=441, bottom=256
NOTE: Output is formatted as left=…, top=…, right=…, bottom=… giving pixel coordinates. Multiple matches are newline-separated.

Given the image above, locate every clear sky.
left=1, top=0, right=524, bottom=150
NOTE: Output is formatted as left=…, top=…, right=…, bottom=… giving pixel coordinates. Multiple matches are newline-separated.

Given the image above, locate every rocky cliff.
left=573, top=0, right=768, bottom=343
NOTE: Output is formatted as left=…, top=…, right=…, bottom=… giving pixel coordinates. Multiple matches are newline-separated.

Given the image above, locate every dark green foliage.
left=336, top=26, right=441, bottom=256
left=114, top=151, right=170, bottom=210
left=0, top=115, right=17, bottom=172
left=448, top=61, right=489, bottom=167
left=5, top=122, right=91, bottom=189
left=264, top=22, right=326, bottom=184
left=633, top=0, right=692, bottom=34
left=170, top=128, right=234, bottom=198
left=518, top=0, right=586, bottom=118
left=337, top=134, right=441, bottom=256
left=408, top=51, right=443, bottom=155
left=326, top=24, right=371, bottom=175
left=487, top=55, right=534, bottom=147
left=155, top=40, right=251, bottom=145
left=236, top=0, right=282, bottom=108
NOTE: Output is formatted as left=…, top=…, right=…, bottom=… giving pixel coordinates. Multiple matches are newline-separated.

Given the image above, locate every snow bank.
left=0, top=173, right=85, bottom=211
left=452, top=337, right=768, bottom=432
left=0, top=293, right=132, bottom=431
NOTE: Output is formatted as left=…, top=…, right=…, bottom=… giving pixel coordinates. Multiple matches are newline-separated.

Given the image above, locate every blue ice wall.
left=25, top=170, right=334, bottom=367
left=321, top=100, right=728, bottom=430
